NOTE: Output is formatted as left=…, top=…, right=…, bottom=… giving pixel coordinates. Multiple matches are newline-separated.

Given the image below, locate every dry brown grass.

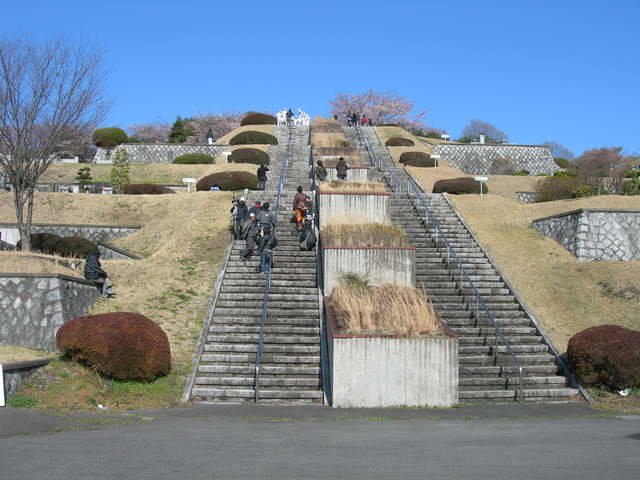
left=0, top=251, right=82, bottom=277
left=214, top=124, right=274, bottom=144
left=330, top=284, right=442, bottom=336
left=0, top=346, right=52, bottom=364
left=41, top=163, right=256, bottom=186
left=318, top=180, right=386, bottom=193
left=322, top=220, right=407, bottom=248
left=311, top=133, right=350, bottom=148
left=311, top=116, right=343, bottom=133
left=449, top=194, right=640, bottom=352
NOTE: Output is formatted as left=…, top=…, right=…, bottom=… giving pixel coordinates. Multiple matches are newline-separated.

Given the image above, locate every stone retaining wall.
left=532, top=209, right=640, bottom=261
left=94, top=144, right=228, bottom=164
left=515, top=191, right=539, bottom=203
left=0, top=274, right=99, bottom=351
left=2, top=358, right=53, bottom=400
left=97, top=243, right=141, bottom=260
left=433, top=144, right=558, bottom=175
left=0, top=223, right=139, bottom=245
left=317, top=192, right=390, bottom=228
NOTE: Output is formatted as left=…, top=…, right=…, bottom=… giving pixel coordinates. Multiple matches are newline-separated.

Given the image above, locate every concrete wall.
left=325, top=168, right=369, bottom=182
left=533, top=209, right=640, bottom=261
left=318, top=192, right=390, bottom=228
left=324, top=300, right=458, bottom=407
left=322, top=247, right=415, bottom=295
left=94, top=144, right=228, bottom=164
left=0, top=223, right=139, bottom=246
left=0, top=274, right=99, bottom=351
left=434, top=144, right=558, bottom=175
left=2, top=358, right=53, bottom=400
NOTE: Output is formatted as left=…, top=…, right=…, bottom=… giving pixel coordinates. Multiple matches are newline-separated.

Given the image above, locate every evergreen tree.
left=75, top=166, right=93, bottom=192
left=110, top=148, right=131, bottom=193
left=168, top=116, right=195, bottom=143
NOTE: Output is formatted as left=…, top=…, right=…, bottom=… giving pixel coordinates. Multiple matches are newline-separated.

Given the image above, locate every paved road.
left=1, top=404, right=639, bottom=479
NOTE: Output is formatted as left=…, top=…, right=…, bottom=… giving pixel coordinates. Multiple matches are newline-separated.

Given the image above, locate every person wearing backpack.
left=259, top=226, right=278, bottom=274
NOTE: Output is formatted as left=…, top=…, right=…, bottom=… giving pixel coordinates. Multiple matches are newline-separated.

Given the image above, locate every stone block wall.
left=2, top=358, right=53, bottom=400
left=94, top=144, right=228, bottom=164
left=433, top=144, right=559, bottom=175
left=532, top=209, right=640, bottom=261
left=0, top=223, right=139, bottom=245
left=515, top=191, right=540, bottom=203
left=0, top=274, right=99, bottom=351
left=97, top=243, right=141, bottom=260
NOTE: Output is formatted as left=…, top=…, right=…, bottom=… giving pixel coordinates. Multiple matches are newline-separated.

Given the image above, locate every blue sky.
left=3, top=0, right=639, bottom=156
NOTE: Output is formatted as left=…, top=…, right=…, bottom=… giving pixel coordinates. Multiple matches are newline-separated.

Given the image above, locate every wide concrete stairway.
left=191, top=126, right=323, bottom=404
left=351, top=125, right=579, bottom=402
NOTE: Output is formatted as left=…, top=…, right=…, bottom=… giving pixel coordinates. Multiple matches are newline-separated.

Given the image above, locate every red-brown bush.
left=196, top=171, right=258, bottom=191
left=123, top=184, right=176, bottom=195
left=56, top=312, right=171, bottom=382
left=385, top=137, right=415, bottom=147
left=567, top=325, right=640, bottom=391
left=432, top=177, right=487, bottom=194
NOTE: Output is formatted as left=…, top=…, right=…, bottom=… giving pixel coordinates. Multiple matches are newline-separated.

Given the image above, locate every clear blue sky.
left=3, top=0, right=639, bottom=156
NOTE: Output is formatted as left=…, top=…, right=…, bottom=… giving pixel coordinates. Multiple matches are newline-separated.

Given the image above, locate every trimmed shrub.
left=56, top=312, right=171, bottom=382
left=554, top=170, right=578, bottom=178
left=567, top=325, right=640, bottom=391
left=173, top=153, right=214, bottom=164
left=554, top=157, right=572, bottom=169
left=512, top=170, right=530, bottom=176
left=622, top=178, right=640, bottom=195
left=399, top=151, right=435, bottom=167
left=196, top=171, right=258, bottom=191
left=229, top=148, right=270, bottom=165
left=385, top=137, right=415, bottom=147
left=21, top=233, right=97, bottom=257
left=123, top=184, right=176, bottom=195
left=92, top=127, right=128, bottom=149
left=240, top=112, right=277, bottom=126
left=535, top=176, right=582, bottom=202
left=229, top=131, right=278, bottom=145
left=432, top=177, right=487, bottom=194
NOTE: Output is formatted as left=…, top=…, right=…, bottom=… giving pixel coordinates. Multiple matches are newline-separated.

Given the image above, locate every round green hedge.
left=92, top=127, right=128, bottom=149
left=196, top=171, right=258, bottom=191
left=173, top=153, right=214, bottom=164
left=399, top=151, right=435, bottom=167
left=229, top=131, right=278, bottom=145
left=229, top=148, right=270, bottom=165
left=385, top=137, right=415, bottom=147
left=240, top=112, right=277, bottom=126
left=432, top=177, right=488, bottom=194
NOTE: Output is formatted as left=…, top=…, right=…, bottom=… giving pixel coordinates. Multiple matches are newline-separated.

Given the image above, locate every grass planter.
left=317, top=191, right=390, bottom=229
left=323, top=297, right=458, bottom=407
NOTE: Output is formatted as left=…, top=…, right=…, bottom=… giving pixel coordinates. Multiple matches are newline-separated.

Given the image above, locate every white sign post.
left=474, top=176, right=488, bottom=195
left=430, top=154, right=441, bottom=167
left=0, top=364, right=5, bottom=407
left=182, top=177, right=196, bottom=194
left=221, top=151, right=232, bottom=163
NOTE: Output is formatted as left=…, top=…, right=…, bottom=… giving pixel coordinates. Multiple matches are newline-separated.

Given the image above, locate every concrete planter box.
left=324, top=298, right=458, bottom=408
left=326, top=168, right=369, bottom=182
left=322, top=245, right=415, bottom=295
left=317, top=191, right=390, bottom=228
left=2, top=358, right=53, bottom=401
left=0, top=274, right=99, bottom=351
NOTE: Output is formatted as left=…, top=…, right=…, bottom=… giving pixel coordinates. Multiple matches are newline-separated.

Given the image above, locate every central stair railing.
left=254, top=123, right=294, bottom=402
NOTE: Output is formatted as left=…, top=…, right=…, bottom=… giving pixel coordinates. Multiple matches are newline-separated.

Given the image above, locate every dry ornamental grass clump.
left=319, top=180, right=386, bottom=193
left=330, top=284, right=442, bottom=336
left=0, top=251, right=83, bottom=277
left=322, top=222, right=407, bottom=248
left=311, top=116, right=343, bottom=133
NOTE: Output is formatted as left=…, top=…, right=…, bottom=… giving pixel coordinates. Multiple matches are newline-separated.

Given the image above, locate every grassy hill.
left=0, top=191, right=232, bottom=410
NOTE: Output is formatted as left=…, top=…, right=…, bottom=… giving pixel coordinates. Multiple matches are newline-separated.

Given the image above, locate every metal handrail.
left=357, top=126, right=524, bottom=402
left=254, top=123, right=294, bottom=402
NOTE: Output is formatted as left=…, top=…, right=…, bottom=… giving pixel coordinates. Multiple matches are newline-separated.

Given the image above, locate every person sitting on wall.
left=84, top=251, right=116, bottom=298
left=315, top=160, right=327, bottom=184
left=336, top=157, right=349, bottom=180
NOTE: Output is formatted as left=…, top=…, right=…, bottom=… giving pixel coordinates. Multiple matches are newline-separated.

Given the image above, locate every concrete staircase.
left=190, top=126, right=323, bottom=404
left=349, top=125, right=580, bottom=402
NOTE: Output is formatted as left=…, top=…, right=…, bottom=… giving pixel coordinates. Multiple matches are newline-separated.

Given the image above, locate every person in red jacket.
left=292, top=186, right=307, bottom=231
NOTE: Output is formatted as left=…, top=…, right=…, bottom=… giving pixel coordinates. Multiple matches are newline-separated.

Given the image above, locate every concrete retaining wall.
left=0, top=274, right=99, bottom=351
left=434, top=144, right=558, bottom=175
left=0, top=223, right=139, bottom=246
left=532, top=209, right=640, bottom=261
left=317, top=192, right=390, bottom=228
left=94, top=144, right=228, bottom=164
left=326, top=168, right=369, bottom=182
left=2, top=358, right=53, bottom=400
left=324, top=299, right=458, bottom=407
left=322, top=246, right=415, bottom=295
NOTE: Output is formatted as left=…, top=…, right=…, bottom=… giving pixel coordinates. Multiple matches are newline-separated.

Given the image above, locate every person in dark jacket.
left=84, top=251, right=115, bottom=298
left=336, top=157, right=349, bottom=180
left=249, top=201, right=262, bottom=217
left=240, top=214, right=258, bottom=261
left=231, top=197, right=249, bottom=239
left=257, top=164, right=269, bottom=190
left=286, top=109, right=294, bottom=125
left=259, top=226, right=278, bottom=274
left=315, top=160, right=327, bottom=183
left=206, top=129, right=214, bottom=144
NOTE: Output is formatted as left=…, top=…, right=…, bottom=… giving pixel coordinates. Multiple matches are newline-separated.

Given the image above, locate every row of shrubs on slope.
left=18, top=233, right=98, bottom=258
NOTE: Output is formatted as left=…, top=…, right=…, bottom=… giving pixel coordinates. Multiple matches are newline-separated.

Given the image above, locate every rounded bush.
left=567, top=325, right=640, bottom=391
left=535, top=176, right=582, bottom=202
left=554, top=157, right=572, bottom=169
left=173, top=153, right=214, bottom=164
left=228, top=148, right=270, bottom=165
left=240, top=112, right=277, bottom=126
left=399, top=151, right=435, bottom=167
left=385, top=137, right=415, bottom=147
left=432, top=177, right=488, bottom=194
left=196, top=171, right=258, bottom=191
left=229, top=131, right=278, bottom=145
left=21, top=233, right=97, bottom=257
left=123, top=184, right=176, bottom=195
left=622, top=178, right=640, bottom=196
left=56, top=312, right=171, bottom=382
left=92, top=127, right=128, bottom=149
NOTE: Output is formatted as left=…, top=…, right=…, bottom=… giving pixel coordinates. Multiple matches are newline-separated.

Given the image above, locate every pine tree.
left=75, top=166, right=93, bottom=192
left=168, top=116, right=195, bottom=143
left=110, top=148, right=131, bottom=193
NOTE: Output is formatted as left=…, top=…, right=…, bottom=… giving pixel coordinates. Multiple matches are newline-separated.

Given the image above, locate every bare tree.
left=127, top=122, right=171, bottom=143
left=185, top=112, right=242, bottom=143
left=574, top=146, right=631, bottom=195
left=459, top=120, right=509, bottom=144
left=329, top=89, right=428, bottom=126
left=543, top=140, right=574, bottom=160
left=0, top=37, right=108, bottom=250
